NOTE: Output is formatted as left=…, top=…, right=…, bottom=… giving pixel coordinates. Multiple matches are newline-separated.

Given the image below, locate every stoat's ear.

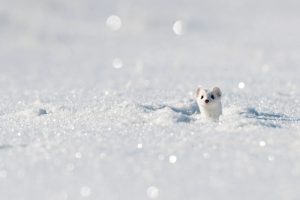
left=212, top=87, right=222, bottom=97
left=196, top=86, right=204, bottom=97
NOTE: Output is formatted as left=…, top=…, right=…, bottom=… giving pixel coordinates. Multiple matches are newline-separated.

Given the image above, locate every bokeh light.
left=80, top=186, right=91, bottom=197
left=169, top=155, right=177, bottom=163
left=113, top=58, right=123, bottom=69
left=173, top=20, right=184, bottom=35
left=106, top=15, right=122, bottom=31
left=238, top=82, right=245, bottom=89
left=147, top=186, right=159, bottom=199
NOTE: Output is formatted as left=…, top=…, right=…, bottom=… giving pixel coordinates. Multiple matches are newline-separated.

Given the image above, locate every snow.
left=0, top=0, right=300, bottom=199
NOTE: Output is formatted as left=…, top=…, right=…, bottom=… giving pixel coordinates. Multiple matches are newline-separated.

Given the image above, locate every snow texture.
left=0, top=0, right=300, bottom=199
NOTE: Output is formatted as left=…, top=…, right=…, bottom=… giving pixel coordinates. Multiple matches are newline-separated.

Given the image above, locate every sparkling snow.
left=0, top=0, right=300, bottom=200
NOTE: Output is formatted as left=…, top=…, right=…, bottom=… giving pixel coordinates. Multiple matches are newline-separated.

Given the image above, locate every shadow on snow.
left=140, top=102, right=299, bottom=128
left=239, top=107, right=300, bottom=128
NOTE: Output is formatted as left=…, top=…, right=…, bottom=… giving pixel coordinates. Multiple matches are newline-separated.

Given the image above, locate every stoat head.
left=196, top=86, right=222, bottom=108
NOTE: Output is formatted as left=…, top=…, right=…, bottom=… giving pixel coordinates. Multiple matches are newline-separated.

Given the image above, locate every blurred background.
left=0, top=0, right=299, bottom=93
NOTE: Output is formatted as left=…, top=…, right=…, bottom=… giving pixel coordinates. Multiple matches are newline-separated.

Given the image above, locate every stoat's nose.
left=205, top=99, right=209, bottom=103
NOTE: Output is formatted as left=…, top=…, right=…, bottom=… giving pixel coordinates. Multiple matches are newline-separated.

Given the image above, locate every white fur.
left=196, top=86, right=222, bottom=121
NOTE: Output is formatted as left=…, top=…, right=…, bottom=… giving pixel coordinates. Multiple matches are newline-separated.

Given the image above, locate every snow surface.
left=0, top=0, right=300, bottom=199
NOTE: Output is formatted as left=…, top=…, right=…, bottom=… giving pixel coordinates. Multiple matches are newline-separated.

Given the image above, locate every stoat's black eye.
left=211, top=95, right=215, bottom=99
left=201, top=95, right=204, bottom=99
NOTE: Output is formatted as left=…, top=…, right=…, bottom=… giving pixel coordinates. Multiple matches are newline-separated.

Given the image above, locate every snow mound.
left=139, top=100, right=300, bottom=130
